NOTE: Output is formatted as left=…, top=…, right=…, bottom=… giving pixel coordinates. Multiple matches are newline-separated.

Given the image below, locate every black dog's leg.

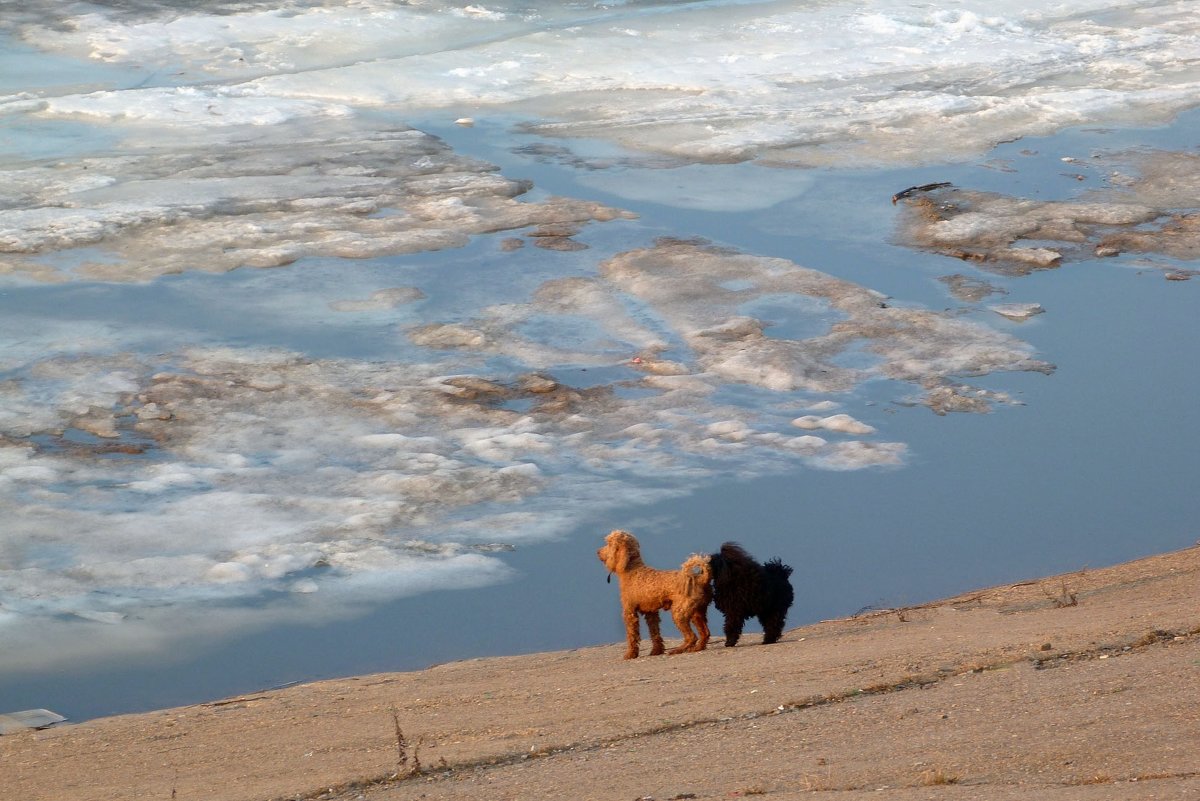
left=760, top=611, right=787, bottom=645
left=723, top=615, right=745, bottom=647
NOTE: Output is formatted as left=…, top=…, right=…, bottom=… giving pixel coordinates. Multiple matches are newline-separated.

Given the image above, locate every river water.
left=1, top=0, right=1198, bottom=720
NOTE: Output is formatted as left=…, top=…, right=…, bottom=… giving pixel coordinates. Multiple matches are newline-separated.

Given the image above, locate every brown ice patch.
left=938, top=273, right=1008, bottom=303
left=329, top=287, right=425, bottom=312
left=429, top=373, right=612, bottom=416
left=895, top=150, right=1200, bottom=277
left=1096, top=212, right=1200, bottom=263
left=895, top=188, right=1155, bottom=274
left=1108, top=150, right=1200, bottom=209
left=0, top=128, right=632, bottom=282
left=527, top=223, right=589, bottom=251
left=408, top=238, right=1052, bottom=411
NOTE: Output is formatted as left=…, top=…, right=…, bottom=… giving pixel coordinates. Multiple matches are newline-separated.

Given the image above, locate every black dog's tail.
left=765, top=558, right=793, bottom=579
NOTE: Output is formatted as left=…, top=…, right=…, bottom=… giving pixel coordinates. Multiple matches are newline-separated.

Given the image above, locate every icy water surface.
left=1, top=0, right=1199, bottom=721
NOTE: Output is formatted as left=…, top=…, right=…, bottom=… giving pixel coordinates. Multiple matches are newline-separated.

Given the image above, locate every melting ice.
left=7, top=0, right=1200, bottom=168
left=1, top=0, right=1199, bottom=673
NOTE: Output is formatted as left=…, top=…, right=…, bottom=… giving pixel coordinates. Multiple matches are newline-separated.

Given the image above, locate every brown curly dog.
left=597, top=529, right=712, bottom=659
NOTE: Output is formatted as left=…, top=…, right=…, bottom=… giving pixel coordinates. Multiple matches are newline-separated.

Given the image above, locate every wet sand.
left=3, top=543, right=1198, bottom=800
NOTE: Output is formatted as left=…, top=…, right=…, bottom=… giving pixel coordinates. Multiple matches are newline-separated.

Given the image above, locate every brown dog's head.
left=598, top=529, right=639, bottom=576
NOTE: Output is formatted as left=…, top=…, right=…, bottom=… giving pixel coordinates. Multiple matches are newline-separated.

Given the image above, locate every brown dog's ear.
left=603, top=530, right=636, bottom=573
left=612, top=538, right=631, bottom=573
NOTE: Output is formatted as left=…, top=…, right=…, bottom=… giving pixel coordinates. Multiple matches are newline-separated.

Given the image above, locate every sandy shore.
left=3, top=544, right=1199, bottom=800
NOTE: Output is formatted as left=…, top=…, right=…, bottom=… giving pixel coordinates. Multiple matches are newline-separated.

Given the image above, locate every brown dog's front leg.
left=623, top=607, right=641, bottom=659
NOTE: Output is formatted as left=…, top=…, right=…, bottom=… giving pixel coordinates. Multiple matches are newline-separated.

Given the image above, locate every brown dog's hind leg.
left=667, top=608, right=696, bottom=654
left=646, top=610, right=666, bottom=656
left=692, top=610, right=710, bottom=651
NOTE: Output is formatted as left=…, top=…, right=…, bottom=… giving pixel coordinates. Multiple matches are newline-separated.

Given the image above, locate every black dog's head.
left=709, top=541, right=753, bottom=580
left=709, top=541, right=794, bottom=607
left=764, top=556, right=794, bottom=580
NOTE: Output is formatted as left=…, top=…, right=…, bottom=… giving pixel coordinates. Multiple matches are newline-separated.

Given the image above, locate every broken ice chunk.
left=0, top=709, right=66, bottom=735
left=791, top=413, right=875, bottom=435
left=989, top=302, right=1045, bottom=322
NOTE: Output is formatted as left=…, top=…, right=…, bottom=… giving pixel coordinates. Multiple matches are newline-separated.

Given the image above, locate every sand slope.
left=3, top=546, right=1199, bottom=800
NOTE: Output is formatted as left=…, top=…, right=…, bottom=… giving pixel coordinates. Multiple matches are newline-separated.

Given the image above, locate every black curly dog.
left=709, top=542, right=794, bottom=647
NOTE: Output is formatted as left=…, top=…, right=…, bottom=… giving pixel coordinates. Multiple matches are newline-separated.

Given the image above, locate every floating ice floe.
left=0, top=237, right=1054, bottom=663
left=0, top=126, right=631, bottom=282
left=939, top=274, right=1008, bottom=302
left=0, top=709, right=65, bottom=735
left=894, top=150, right=1200, bottom=276
left=329, top=287, right=426, bottom=313
left=10, top=1, right=540, bottom=79
left=990, top=303, right=1045, bottom=322
left=9, top=0, right=1200, bottom=168
left=792, top=414, right=877, bottom=435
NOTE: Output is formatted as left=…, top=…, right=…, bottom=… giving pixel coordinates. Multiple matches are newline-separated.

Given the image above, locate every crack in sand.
left=289, top=626, right=1200, bottom=800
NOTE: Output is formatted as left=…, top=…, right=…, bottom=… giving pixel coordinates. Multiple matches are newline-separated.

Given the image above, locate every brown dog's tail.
left=681, top=553, right=712, bottom=594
